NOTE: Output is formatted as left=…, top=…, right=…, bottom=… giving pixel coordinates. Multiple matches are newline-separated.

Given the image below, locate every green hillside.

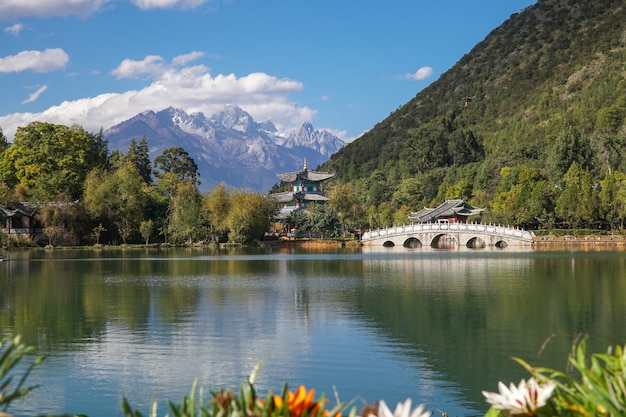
left=321, top=0, right=626, bottom=230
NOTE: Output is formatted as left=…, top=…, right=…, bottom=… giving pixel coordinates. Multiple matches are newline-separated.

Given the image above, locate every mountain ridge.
left=104, top=106, right=345, bottom=191
left=320, top=0, right=626, bottom=213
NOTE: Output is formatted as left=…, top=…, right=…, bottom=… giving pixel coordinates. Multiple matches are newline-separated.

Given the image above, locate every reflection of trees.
left=0, top=251, right=226, bottom=349
left=353, top=255, right=626, bottom=409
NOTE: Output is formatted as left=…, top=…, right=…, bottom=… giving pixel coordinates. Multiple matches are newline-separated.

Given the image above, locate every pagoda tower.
left=270, top=159, right=335, bottom=219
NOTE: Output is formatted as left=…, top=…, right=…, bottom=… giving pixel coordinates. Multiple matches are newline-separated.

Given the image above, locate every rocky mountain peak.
left=104, top=105, right=345, bottom=192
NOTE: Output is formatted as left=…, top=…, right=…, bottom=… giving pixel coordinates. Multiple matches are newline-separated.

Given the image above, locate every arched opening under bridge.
left=466, top=237, right=486, bottom=249
left=403, top=237, right=422, bottom=248
left=431, top=233, right=457, bottom=249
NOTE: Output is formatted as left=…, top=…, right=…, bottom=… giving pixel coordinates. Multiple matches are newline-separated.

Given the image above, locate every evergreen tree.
left=125, top=136, right=152, bottom=183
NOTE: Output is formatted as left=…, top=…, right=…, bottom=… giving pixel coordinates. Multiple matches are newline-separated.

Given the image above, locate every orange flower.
left=272, top=385, right=329, bottom=417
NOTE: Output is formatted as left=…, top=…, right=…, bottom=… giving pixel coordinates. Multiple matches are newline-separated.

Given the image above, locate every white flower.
left=375, top=399, right=431, bottom=417
left=482, top=377, right=556, bottom=415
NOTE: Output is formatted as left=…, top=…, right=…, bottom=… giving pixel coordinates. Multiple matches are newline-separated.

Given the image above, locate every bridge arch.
left=403, top=237, right=422, bottom=248
left=430, top=233, right=457, bottom=249
left=466, top=236, right=486, bottom=249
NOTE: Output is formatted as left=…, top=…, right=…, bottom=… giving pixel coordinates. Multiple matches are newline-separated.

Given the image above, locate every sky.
left=0, top=0, right=537, bottom=142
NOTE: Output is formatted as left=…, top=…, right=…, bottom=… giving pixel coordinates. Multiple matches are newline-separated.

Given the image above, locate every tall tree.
left=202, top=183, right=231, bottom=241
left=167, top=181, right=203, bottom=244
left=153, top=146, right=200, bottom=187
left=125, top=136, right=152, bottom=183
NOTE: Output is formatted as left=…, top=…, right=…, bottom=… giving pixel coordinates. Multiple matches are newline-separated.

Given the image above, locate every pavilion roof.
left=270, top=191, right=329, bottom=203
left=276, top=169, right=335, bottom=183
left=408, top=199, right=484, bottom=223
left=0, top=202, right=34, bottom=218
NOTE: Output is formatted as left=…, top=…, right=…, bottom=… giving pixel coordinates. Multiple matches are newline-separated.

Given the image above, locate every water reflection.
left=1, top=248, right=626, bottom=417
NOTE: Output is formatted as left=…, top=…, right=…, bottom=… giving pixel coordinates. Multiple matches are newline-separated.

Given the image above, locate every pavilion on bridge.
left=408, top=199, right=484, bottom=224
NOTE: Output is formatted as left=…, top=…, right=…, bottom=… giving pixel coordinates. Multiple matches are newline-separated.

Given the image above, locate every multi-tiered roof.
left=270, top=160, right=335, bottom=219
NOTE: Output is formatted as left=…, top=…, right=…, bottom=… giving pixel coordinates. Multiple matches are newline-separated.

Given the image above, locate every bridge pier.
left=361, top=223, right=535, bottom=248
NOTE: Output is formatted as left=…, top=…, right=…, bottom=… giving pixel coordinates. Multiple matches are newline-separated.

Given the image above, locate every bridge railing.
left=361, top=222, right=535, bottom=241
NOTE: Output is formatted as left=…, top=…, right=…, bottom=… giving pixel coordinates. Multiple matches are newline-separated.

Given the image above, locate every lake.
left=1, top=245, right=626, bottom=417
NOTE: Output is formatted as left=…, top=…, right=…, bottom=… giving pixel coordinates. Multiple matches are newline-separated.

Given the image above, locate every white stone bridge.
left=361, top=222, right=535, bottom=248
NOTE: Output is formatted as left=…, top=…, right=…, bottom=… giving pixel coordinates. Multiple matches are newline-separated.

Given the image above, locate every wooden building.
left=408, top=199, right=484, bottom=224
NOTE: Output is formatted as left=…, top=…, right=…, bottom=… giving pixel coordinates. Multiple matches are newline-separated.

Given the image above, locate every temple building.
left=408, top=199, right=484, bottom=224
left=270, top=160, right=335, bottom=220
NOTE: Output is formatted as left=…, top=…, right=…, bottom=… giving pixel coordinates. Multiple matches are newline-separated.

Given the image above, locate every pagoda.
left=270, top=159, right=335, bottom=219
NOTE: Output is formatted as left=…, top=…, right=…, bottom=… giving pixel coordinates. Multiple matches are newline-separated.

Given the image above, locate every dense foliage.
left=321, top=0, right=626, bottom=231
left=0, top=122, right=277, bottom=246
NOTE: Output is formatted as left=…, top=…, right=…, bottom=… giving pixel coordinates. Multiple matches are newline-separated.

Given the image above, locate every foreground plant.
left=482, top=337, right=626, bottom=416
left=482, top=378, right=556, bottom=416
left=0, top=335, right=45, bottom=412
left=370, top=399, right=431, bottom=417
left=122, top=362, right=352, bottom=417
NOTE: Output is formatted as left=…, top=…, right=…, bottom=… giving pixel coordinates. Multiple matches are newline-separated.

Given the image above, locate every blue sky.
left=0, top=0, right=536, bottom=142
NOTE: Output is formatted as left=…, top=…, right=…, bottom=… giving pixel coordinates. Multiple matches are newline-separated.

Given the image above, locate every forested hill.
left=321, top=0, right=626, bottom=226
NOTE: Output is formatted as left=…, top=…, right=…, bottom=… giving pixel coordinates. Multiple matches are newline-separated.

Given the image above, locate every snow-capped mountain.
left=104, top=106, right=345, bottom=191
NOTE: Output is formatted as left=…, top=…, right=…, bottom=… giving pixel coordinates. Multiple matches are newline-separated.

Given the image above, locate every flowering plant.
left=482, top=337, right=626, bottom=416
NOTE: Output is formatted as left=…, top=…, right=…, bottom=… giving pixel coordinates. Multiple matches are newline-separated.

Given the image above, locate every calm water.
left=1, top=246, right=626, bottom=417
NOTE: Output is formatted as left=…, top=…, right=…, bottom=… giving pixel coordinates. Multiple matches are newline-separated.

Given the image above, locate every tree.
left=203, top=183, right=231, bottom=242
left=226, top=191, right=277, bottom=244
left=286, top=209, right=311, bottom=237
left=328, top=183, right=365, bottom=238
left=555, top=162, right=598, bottom=228
left=551, top=125, right=595, bottom=181
left=139, top=219, right=154, bottom=245
left=1, top=122, right=108, bottom=200
left=37, top=199, right=79, bottom=246
left=83, top=162, right=150, bottom=244
left=307, top=205, right=341, bottom=239
left=392, top=178, right=426, bottom=210
left=125, top=137, right=152, bottom=183
left=0, top=127, right=8, bottom=152
left=167, top=181, right=203, bottom=244
left=598, top=171, right=626, bottom=230
left=153, top=146, right=200, bottom=187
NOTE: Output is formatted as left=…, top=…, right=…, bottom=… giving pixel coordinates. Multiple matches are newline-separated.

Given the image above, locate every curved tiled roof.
left=408, top=199, right=484, bottom=223
left=270, top=192, right=330, bottom=203
left=276, top=169, right=335, bottom=183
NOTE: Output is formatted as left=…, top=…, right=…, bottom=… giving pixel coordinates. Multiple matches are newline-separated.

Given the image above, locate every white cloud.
left=111, top=51, right=206, bottom=79
left=111, top=55, right=166, bottom=79
left=0, top=0, right=110, bottom=20
left=0, top=0, right=212, bottom=19
left=172, top=51, right=206, bottom=66
left=131, top=0, right=209, bottom=10
left=4, top=23, right=25, bottom=36
left=0, top=48, right=69, bottom=73
left=21, top=85, right=48, bottom=104
left=0, top=55, right=315, bottom=140
left=401, top=66, right=434, bottom=81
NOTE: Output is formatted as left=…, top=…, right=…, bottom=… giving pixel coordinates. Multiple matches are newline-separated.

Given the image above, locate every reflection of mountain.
left=352, top=253, right=626, bottom=408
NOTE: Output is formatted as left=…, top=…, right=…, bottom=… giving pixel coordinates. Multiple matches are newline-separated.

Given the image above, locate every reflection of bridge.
left=361, top=222, right=535, bottom=248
